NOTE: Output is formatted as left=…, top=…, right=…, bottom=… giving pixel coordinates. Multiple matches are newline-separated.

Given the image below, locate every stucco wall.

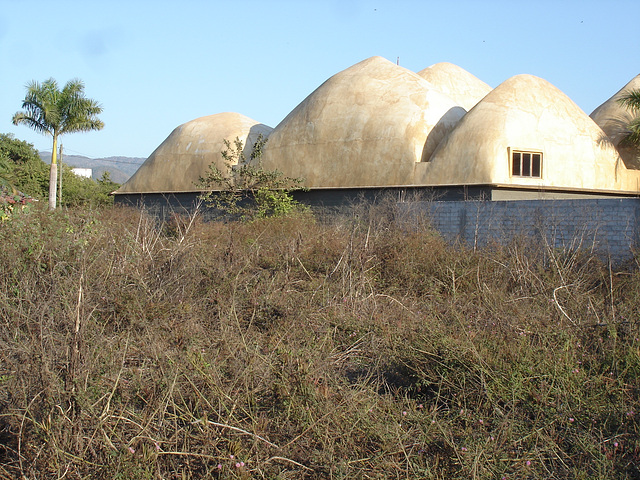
left=402, top=198, right=640, bottom=263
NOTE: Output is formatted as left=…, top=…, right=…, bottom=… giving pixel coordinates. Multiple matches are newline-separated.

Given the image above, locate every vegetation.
left=0, top=201, right=638, bottom=479
left=198, top=135, right=307, bottom=220
left=618, top=88, right=640, bottom=158
left=12, top=78, right=104, bottom=209
left=0, top=133, right=118, bottom=212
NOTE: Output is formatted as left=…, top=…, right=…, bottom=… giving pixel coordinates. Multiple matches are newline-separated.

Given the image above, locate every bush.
left=0, top=204, right=638, bottom=479
left=198, top=135, right=308, bottom=220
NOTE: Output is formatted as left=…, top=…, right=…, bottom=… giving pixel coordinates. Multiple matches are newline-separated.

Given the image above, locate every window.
left=511, top=150, right=542, bottom=178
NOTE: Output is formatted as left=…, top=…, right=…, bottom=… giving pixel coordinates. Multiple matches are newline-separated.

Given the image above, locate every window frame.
left=509, top=148, right=543, bottom=179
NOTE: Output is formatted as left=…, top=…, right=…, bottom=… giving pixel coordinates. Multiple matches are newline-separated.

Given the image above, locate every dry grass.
left=0, top=202, right=638, bottom=479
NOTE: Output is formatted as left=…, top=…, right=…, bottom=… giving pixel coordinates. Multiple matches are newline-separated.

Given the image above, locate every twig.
left=553, top=285, right=576, bottom=325
left=266, top=456, right=314, bottom=472
left=191, top=419, right=279, bottom=449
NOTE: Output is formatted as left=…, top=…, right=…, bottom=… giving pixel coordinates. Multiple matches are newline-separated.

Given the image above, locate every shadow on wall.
left=596, top=114, right=640, bottom=170
left=421, top=106, right=466, bottom=162
left=242, top=124, right=272, bottom=163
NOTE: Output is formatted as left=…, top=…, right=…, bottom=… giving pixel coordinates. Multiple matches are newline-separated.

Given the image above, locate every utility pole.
left=58, top=143, right=63, bottom=207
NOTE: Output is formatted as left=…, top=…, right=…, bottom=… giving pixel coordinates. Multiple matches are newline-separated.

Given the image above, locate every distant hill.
left=39, top=152, right=145, bottom=184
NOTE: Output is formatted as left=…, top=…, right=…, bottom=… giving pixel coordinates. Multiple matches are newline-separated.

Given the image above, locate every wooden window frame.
left=510, top=149, right=542, bottom=178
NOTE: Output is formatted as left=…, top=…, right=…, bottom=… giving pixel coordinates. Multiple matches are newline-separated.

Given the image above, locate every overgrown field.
left=0, top=203, right=639, bottom=479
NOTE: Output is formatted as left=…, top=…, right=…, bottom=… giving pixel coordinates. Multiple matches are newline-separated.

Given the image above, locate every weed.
left=0, top=202, right=638, bottom=478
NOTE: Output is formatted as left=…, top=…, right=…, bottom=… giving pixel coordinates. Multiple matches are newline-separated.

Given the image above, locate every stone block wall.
left=400, top=198, right=640, bottom=263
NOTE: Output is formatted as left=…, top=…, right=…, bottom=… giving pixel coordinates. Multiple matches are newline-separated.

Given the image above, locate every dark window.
left=511, top=150, right=542, bottom=178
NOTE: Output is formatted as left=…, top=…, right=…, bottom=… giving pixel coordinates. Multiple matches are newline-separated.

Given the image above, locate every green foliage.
left=197, top=135, right=307, bottom=220
left=618, top=88, right=640, bottom=154
left=12, top=77, right=104, bottom=209
left=12, top=78, right=104, bottom=137
left=0, top=133, right=118, bottom=207
left=60, top=167, right=119, bottom=207
left=0, top=133, right=49, bottom=198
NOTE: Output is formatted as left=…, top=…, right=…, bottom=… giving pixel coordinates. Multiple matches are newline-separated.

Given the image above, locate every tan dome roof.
left=259, top=56, right=465, bottom=188
left=417, top=62, right=492, bottom=111
left=422, top=74, right=634, bottom=191
left=590, top=74, right=640, bottom=168
left=117, top=113, right=272, bottom=194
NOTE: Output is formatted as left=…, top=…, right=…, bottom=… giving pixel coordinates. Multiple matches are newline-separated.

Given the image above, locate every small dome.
left=117, top=113, right=272, bottom=194
left=423, top=74, right=632, bottom=191
left=260, top=56, right=465, bottom=188
left=417, top=62, right=492, bottom=111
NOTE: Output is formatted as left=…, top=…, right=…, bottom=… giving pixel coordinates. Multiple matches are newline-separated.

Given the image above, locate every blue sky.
left=1, top=0, right=638, bottom=159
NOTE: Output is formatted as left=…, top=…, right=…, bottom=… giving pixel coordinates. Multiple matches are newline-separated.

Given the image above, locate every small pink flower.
left=569, top=417, right=575, bottom=423
left=461, top=447, right=468, bottom=452
left=230, top=455, right=234, bottom=459
left=402, top=411, right=407, bottom=416
left=154, top=441, right=160, bottom=451
left=614, top=442, right=619, bottom=447
left=217, top=464, right=222, bottom=469
left=526, top=460, right=531, bottom=466
left=128, top=446, right=135, bottom=454
left=478, top=419, right=484, bottom=424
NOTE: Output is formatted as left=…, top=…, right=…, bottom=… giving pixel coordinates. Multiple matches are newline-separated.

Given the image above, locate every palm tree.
left=12, top=78, right=104, bottom=209
left=618, top=89, right=640, bottom=156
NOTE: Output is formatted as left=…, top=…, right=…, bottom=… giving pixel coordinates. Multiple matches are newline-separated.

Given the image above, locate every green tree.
left=197, top=135, right=307, bottom=220
left=618, top=88, right=640, bottom=157
left=0, top=133, right=49, bottom=198
left=12, top=78, right=104, bottom=209
left=60, top=168, right=119, bottom=207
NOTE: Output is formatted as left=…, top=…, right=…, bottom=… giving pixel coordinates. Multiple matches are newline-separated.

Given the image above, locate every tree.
left=0, top=133, right=49, bottom=198
left=12, top=78, right=104, bottom=209
left=197, top=135, right=307, bottom=220
left=617, top=88, right=640, bottom=157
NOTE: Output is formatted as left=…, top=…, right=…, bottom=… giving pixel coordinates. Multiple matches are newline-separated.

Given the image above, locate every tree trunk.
left=49, top=135, right=58, bottom=210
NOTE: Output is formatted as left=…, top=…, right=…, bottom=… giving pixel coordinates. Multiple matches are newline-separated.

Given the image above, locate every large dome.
left=259, top=56, right=466, bottom=188
left=417, top=62, right=492, bottom=111
left=117, top=113, right=272, bottom=194
left=422, top=74, right=634, bottom=191
left=590, top=74, right=640, bottom=169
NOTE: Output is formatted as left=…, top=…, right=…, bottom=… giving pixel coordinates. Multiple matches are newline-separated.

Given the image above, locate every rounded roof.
left=422, top=74, right=631, bottom=191
left=117, top=113, right=272, bottom=194
left=590, top=74, right=640, bottom=168
left=417, top=62, right=492, bottom=111
left=260, top=56, right=465, bottom=188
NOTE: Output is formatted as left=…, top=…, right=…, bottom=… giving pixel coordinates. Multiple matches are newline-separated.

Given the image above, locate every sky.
left=1, top=0, right=638, bottom=160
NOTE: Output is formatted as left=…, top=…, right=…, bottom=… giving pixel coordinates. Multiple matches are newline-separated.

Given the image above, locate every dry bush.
left=0, top=202, right=638, bottom=479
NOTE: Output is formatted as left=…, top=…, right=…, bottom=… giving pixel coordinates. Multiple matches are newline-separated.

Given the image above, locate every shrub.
left=197, top=135, right=308, bottom=220
left=0, top=203, right=638, bottom=479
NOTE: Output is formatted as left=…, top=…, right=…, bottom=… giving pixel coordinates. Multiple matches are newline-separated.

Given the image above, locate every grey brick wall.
left=400, top=199, right=640, bottom=263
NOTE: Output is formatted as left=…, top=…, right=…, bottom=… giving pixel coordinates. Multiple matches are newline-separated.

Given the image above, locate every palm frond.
left=618, top=89, right=640, bottom=111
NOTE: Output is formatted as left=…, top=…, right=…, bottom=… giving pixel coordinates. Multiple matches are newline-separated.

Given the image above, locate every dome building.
left=116, top=112, right=272, bottom=194
left=417, top=62, right=492, bottom=111
left=259, top=56, right=466, bottom=188
left=420, top=74, right=639, bottom=198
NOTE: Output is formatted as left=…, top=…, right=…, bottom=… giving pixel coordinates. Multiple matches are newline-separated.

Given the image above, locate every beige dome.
left=117, top=113, right=273, bottom=193
left=417, top=62, right=492, bottom=111
left=259, top=56, right=466, bottom=188
left=590, top=74, right=640, bottom=168
left=421, top=74, right=637, bottom=192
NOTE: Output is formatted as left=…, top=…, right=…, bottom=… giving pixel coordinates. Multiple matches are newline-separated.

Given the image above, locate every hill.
left=39, top=152, right=145, bottom=184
